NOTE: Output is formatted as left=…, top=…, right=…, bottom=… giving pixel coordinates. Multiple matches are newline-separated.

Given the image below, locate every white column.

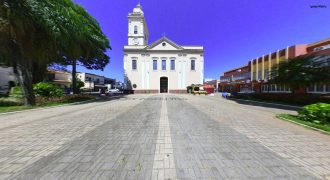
left=250, top=60, right=253, bottom=81
left=178, top=55, right=182, bottom=88
left=146, top=56, right=150, bottom=89
left=262, top=55, right=265, bottom=80
left=286, top=46, right=289, bottom=60
left=256, top=58, right=259, bottom=80
left=123, top=54, right=128, bottom=89
left=182, top=55, right=186, bottom=88
left=200, top=55, right=204, bottom=84
left=141, top=55, right=145, bottom=89
left=268, top=52, right=271, bottom=80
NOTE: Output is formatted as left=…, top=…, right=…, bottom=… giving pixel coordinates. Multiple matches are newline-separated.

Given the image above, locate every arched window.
left=134, top=25, right=138, bottom=34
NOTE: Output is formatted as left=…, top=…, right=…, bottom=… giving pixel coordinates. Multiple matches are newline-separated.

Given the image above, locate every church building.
left=124, top=3, right=204, bottom=93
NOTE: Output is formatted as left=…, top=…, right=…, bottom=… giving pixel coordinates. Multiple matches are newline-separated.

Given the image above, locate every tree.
left=48, top=1, right=110, bottom=94
left=0, top=0, right=110, bottom=105
left=269, top=55, right=330, bottom=92
left=76, top=78, right=85, bottom=90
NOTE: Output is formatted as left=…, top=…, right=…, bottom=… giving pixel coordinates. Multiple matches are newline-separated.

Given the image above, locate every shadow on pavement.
left=72, top=94, right=130, bottom=105
left=228, top=97, right=302, bottom=111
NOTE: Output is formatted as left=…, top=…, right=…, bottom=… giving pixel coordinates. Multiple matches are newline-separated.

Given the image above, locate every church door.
left=160, top=77, right=168, bottom=93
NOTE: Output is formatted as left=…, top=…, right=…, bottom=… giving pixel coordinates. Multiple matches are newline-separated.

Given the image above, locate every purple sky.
left=73, top=0, right=330, bottom=81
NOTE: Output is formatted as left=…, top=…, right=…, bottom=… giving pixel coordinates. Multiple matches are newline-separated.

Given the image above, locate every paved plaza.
left=0, top=94, right=329, bottom=179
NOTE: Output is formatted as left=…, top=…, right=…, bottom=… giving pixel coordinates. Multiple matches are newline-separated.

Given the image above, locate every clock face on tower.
left=133, top=38, right=139, bottom=45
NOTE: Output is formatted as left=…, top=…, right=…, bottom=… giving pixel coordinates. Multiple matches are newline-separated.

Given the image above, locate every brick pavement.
left=0, top=94, right=329, bottom=179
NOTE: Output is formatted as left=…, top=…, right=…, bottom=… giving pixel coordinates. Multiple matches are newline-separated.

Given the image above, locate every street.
left=0, top=94, right=329, bottom=179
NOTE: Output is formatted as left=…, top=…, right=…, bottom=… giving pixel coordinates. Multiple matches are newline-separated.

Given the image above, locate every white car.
left=107, top=88, right=119, bottom=94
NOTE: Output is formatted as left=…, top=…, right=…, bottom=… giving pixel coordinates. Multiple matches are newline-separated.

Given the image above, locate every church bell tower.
left=128, top=3, right=149, bottom=46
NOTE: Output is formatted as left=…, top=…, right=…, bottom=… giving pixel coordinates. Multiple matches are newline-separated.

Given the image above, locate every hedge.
left=298, top=103, right=330, bottom=124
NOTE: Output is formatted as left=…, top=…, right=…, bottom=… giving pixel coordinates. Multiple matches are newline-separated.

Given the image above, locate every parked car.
left=221, top=92, right=231, bottom=98
left=107, top=88, right=120, bottom=94
left=192, top=85, right=207, bottom=95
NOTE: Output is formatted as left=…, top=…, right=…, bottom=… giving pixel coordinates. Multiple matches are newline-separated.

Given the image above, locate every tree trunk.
left=15, top=63, right=36, bottom=106
left=72, top=59, right=77, bottom=94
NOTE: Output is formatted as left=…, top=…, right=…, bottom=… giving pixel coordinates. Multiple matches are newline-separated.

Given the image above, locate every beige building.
left=124, top=3, right=204, bottom=93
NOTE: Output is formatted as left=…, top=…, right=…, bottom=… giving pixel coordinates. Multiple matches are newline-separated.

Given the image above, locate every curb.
left=0, top=98, right=99, bottom=116
left=276, top=115, right=330, bottom=135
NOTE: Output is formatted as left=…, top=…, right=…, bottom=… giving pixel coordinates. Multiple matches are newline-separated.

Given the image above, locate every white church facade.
left=124, top=3, right=204, bottom=93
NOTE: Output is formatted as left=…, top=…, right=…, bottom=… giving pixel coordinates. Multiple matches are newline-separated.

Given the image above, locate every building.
left=78, top=72, right=105, bottom=91
left=305, top=38, right=330, bottom=94
left=123, top=3, right=204, bottom=93
left=77, top=72, right=116, bottom=92
left=220, top=64, right=251, bottom=93
left=204, top=80, right=220, bottom=92
left=0, top=66, right=16, bottom=94
left=104, top=77, right=116, bottom=90
left=250, top=45, right=307, bottom=93
left=219, top=37, right=330, bottom=94
left=46, top=69, right=72, bottom=89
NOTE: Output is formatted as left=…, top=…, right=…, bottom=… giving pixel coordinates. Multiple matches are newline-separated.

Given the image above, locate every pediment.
left=145, top=37, right=183, bottom=50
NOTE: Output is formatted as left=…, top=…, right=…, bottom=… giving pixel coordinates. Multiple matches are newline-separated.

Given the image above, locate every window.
left=316, top=83, right=324, bottom=92
left=264, top=70, right=269, bottom=80
left=191, top=59, right=195, bottom=70
left=262, top=85, right=268, bottom=92
left=307, top=84, right=314, bottom=92
left=265, top=55, right=269, bottom=60
left=134, top=25, right=138, bottom=34
left=270, top=84, right=276, bottom=91
left=326, top=84, right=330, bottom=92
left=162, top=60, right=166, bottom=70
left=280, top=49, right=286, bottom=56
left=271, top=53, right=277, bottom=59
left=153, top=60, right=157, bottom=70
left=132, top=60, right=137, bottom=70
left=170, top=60, right=175, bottom=70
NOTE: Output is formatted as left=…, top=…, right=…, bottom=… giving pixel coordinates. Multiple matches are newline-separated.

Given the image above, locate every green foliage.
left=10, top=86, right=23, bottom=98
left=76, top=79, right=85, bottom=89
left=269, top=55, right=330, bottom=90
left=0, top=97, right=23, bottom=107
left=34, top=83, right=63, bottom=98
left=298, top=103, right=330, bottom=124
left=0, top=0, right=111, bottom=105
left=62, top=94, right=95, bottom=103
left=278, top=114, right=330, bottom=133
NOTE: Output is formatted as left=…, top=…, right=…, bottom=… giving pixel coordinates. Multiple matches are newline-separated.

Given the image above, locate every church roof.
left=124, top=36, right=203, bottom=53
left=145, top=36, right=183, bottom=50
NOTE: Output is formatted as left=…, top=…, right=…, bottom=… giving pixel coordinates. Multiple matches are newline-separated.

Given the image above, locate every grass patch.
left=0, top=106, right=33, bottom=113
left=277, top=114, right=330, bottom=133
left=0, top=95, right=96, bottom=113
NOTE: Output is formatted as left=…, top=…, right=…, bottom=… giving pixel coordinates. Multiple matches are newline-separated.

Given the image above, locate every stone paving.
left=0, top=94, right=329, bottom=179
